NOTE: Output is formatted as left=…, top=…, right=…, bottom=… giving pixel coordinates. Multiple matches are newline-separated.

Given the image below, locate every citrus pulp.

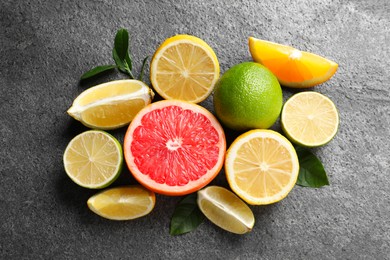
left=124, top=100, right=226, bottom=196
left=249, top=37, right=338, bottom=88
left=63, top=130, right=123, bottom=189
left=225, top=129, right=299, bottom=205
left=150, top=34, right=220, bottom=103
left=281, top=91, right=339, bottom=147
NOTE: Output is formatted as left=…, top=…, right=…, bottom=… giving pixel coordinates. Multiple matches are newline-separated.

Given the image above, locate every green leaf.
left=170, top=193, right=205, bottom=236
left=80, top=65, right=116, bottom=80
left=114, top=28, right=129, bottom=61
left=296, top=147, right=329, bottom=188
left=139, top=56, right=149, bottom=81
left=112, top=48, right=126, bottom=72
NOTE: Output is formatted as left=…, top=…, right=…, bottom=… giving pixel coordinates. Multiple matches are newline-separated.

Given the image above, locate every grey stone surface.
left=1, top=0, right=389, bottom=259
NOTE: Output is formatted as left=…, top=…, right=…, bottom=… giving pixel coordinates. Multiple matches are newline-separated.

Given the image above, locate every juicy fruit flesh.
left=233, top=137, right=293, bottom=198
left=282, top=92, right=339, bottom=146
left=63, top=131, right=122, bottom=188
left=81, top=99, right=145, bottom=128
left=87, top=186, right=155, bottom=220
left=155, top=42, right=216, bottom=101
left=67, top=80, right=153, bottom=129
left=197, top=186, right=254, bottom=234
left=226, top=130, right=299, bottom=205
left=131, top=105, right=220, bottom=186
left=76, top=81, right=145, bottom=106
left=249, top=37, right=338, bottom=87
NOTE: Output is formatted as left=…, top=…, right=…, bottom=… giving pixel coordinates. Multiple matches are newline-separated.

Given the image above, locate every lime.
left=63, top=130, right=123, bottom=189
left=281, top=91, right=339, bottom=147
left=197, top=186, right=255, bottom=234
left=213, top=62, right=283, bottom=130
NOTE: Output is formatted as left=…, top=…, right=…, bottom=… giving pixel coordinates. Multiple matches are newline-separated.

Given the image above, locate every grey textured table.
left=1, top=0, right=389, bottom=259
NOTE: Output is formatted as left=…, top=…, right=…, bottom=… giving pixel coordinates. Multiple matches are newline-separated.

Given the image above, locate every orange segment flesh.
left=249, top=37, right=338, bottom=88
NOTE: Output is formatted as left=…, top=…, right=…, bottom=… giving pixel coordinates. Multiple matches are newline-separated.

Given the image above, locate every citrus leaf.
left=296, top=147, right=329, bottom=188
left=170, top=193, right=204, bottom=236
left=139, top=56, right=149, bottom=81
left=80, top=65, right=116, bottom=80
left=112, top=48, right=126, bottom=72
left=114, top=28, right=129, bottom=61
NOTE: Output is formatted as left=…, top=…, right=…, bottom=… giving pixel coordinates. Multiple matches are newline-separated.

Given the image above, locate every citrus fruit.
left=225, top=129, right=299, bottom=205
left=213, top=62, right=283, bottom=130
left=63, top=130, right=123, bottom=189
left=150, top=34, right=220, bottom=103
left=249, top=37, right=338, bottom=88
left=281, top=91, right=339, bottom=147
left=197, top=186, right=254, bottom=234
left=87, top=185, right=155, bottom=220
left=67, top=79, right=154, bottom=129
left=124, top=100, right=226, bottom=196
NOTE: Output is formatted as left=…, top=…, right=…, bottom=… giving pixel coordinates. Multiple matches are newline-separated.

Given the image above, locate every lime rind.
left=281, top=92, right=339, bottom=148
left=63, top=130, right=123, bottom=189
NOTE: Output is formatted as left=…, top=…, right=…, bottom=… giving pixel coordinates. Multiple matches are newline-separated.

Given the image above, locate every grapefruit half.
left=124, top=100, right=226, bottom=196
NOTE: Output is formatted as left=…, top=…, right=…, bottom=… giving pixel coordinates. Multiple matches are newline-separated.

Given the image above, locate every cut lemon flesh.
left=87, top=186, right=155, bottom=220
left=67, top=80, right=154, bottom=129
left=249, top=37, right=338, bottom=88
left=225, top=130, right=299, bottom=205
left=63, top=130, right=123, bottom=189
left=150, top=35, right=220, bottom=103
left=197, top=186, right=254, bottom=234
left=281, top=91, right=339, bottom=147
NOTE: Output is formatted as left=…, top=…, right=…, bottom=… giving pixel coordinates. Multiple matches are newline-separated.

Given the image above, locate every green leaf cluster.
left=80, top=28, right=148, bottom=81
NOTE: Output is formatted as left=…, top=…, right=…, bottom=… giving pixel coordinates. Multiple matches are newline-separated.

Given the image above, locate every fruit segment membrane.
left=130, top=105, right=220, bottom=186
left=233, top=137, right=293, bottom=197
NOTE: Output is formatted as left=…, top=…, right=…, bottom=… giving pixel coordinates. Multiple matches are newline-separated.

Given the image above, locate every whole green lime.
left=213, top=62, right=283, bottom=130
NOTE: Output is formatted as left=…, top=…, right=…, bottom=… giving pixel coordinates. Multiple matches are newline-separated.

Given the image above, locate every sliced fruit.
left=87, top=185, right=155, bottom=220
left=249, top=37, right=338, bottom=88
left=150, top=34, right=220, bottom=103
left=63, top=130, right=123, bottom=189
left=225, top=129, right=299, bottom=205
left=124, top=100, right=226, bottom=196
left=281, top=91, right=339, bottom=147
left=67, top=79, right=154, bottom=129
left=197, top=186, right=254, bottom=234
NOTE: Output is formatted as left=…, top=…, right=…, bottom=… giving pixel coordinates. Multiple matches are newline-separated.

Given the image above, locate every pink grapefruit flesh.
left=124, top=100, right=226, bottom=196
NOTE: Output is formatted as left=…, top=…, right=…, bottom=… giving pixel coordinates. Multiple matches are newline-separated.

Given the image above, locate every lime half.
left=281, top=91, right=339, bottom=147
left=63, top=130, right=123, bottom=189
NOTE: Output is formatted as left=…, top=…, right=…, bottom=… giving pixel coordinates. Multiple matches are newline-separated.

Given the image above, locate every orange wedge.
left=249, top=37, right=338, bottom=88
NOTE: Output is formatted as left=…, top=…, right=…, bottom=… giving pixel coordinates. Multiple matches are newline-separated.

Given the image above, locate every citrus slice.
left=87, top=185, right=155, bottom=220
left=225, top=129, right=299, bottom=205
left=281, top=91, right=339, bottom=147
left=197, top=186, right=254, bottom=234
left=150, top=34, right=220, bottom=103
left=67, top=79, right=154, bottom=129
left=248, top=37, right=338, bottom=88
left=63, top=130, right=123, bottom=189
left=124, top=100, right=226, bottom=196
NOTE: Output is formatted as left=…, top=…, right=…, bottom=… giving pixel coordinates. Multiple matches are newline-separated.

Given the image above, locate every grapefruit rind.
left=124, top=100, right=226, bottom=196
